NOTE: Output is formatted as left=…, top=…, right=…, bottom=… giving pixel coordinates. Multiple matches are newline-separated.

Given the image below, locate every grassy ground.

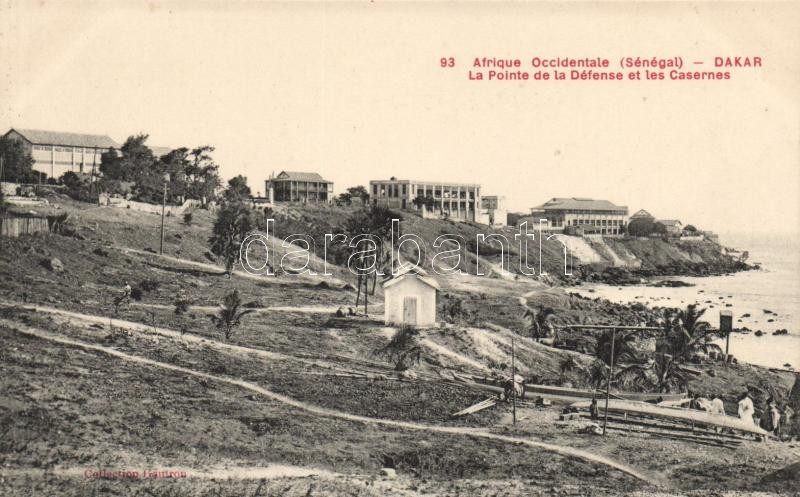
left=1, top=200, right=798, bottom=496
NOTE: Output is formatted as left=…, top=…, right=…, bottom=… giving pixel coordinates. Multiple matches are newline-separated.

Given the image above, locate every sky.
left=1, top=1, right=799, bottom=236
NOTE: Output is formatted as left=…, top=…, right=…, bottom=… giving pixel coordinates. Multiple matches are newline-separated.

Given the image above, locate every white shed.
left=382, top=265, right=439, bottom=327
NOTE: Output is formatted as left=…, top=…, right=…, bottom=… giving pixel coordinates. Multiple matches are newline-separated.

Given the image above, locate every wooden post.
left=511, top=337, right=516, bottom=425
left=603, top=327, right=616, bottom=436
left=159, top=181, right=167, bottom=255
left=720, top=311, right=733, bottom=358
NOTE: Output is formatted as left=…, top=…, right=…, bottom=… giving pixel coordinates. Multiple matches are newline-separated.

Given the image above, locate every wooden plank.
left=571, top=399, right=770, bottom=437
left=601, top=412, right=751, bottom=441
left=452, top=397, right=497, bottom=417
left=461, top=375, right=687, bottom=402
left=603, top=424, right=741, bottom=449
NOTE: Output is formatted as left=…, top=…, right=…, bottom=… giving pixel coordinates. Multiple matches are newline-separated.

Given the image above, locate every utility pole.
left=0, top=154, right=5, bottom=183
left=553, top=324, right=662, bottom=436
left=511, top=337, right=516, bottom=425
left=159, top=174, right=169, bottom=255
left=603, top=327, right=616, bottom=436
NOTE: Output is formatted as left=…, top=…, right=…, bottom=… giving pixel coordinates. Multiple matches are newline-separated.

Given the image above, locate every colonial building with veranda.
left=265, top=171, right=334, bottom=203
left=529, top=197, right=629, bottom=235
left=369, top=177, right=482, bottom=222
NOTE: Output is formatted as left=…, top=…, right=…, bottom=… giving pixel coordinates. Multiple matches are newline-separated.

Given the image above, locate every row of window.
left=372, top=183, right=479, bottom=199
left=373, top=184, right=408, bottom=197
left=569, top=218, right=624, bottom=226
left=33, top=145, right=104, bottom=153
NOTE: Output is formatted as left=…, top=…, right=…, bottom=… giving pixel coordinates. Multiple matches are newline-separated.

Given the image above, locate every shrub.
left=174, top=299, right=191, bottom=316
left=130, top=278, right=160, bottom=301
left=130, top=287, right=144, bottom=301
left=376, top=325, right=423, bottom=371
left=138, top=279, right=160, bottom=292
left=183, top=211, right=193, bottom=226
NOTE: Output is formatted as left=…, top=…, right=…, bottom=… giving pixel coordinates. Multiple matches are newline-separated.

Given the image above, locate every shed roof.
left=7, top=128, right=120, bottom=149
left=382, top=263, right=440, bottom=290
left=532, top=197, right=627, bottom=212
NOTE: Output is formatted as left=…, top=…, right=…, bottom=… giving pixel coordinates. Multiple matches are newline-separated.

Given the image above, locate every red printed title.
left=440, top=56, right=762, bottom=81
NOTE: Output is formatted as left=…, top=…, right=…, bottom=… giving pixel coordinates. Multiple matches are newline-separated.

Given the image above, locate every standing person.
left=589, top=397, right=599, bottom=421
left=781, top=404, right=794, bottom=438
left=770, top=401, right=782, bottom=436
left=738, top=392, right=755, bottom=426
left=513, top=374, right=525, bottom=400
left=760, top=399, right=775, bottom=433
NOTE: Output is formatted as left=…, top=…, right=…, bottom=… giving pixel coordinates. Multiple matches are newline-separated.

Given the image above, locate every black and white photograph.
left=1, top=2, right=799, bottom=496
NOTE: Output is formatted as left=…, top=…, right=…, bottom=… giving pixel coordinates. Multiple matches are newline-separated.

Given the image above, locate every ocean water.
left=567, top=233, right=800, bottom=369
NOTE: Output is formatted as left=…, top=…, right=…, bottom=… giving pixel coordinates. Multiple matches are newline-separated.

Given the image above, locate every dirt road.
left=0, top=318, right=655, bottom=484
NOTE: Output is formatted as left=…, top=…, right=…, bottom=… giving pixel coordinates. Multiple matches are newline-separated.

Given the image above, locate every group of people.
left=687, top=391, right=794, bottom=438
left=737, top=391, right=794, bottom=437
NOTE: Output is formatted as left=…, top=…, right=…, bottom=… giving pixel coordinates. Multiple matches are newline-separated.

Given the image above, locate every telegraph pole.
left=554, top=324, right=662, bottom=436
left=511, top=337, right=516, bottom=425
left=159, top=174, right=169, bottom=255
left=603, top=327, right=616, bottom=436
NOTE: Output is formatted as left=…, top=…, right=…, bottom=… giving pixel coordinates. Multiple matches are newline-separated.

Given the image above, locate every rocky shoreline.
left=576, top=259, right=758, bottom=286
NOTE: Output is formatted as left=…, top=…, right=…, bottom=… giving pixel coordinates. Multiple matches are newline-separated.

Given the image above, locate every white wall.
left=384, top=275, right=437, bottom=327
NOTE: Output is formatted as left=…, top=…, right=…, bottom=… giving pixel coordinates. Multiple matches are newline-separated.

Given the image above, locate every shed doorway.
left=403, top=297, right=418, bottom=326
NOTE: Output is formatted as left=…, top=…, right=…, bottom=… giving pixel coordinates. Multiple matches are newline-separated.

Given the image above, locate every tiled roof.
left=8, top=128, right=120, bottom=149
left=532, top=197, right=627, bottom=212
left=274, top=171, right=331, bottom=183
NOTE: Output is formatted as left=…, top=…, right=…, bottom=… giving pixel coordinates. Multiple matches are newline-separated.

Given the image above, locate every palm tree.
left=586, top=359, right=610, bottom=390
left=617, top=353, right=689, bottom=393
left=594, top=329, right=640, bottom=366
left=558, top=356, right=582, bottom=383
left=341, top=206, right=399, bottom=313
left=665, top=304, right=722, bottom=360
left=523, top=306, right=556, bottom=340
left=210, top=289, right=254, bottom=340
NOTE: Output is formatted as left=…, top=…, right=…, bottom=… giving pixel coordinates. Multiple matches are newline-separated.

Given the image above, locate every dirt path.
left=130, top=302, right=383, bottom=314
left=0, top=319, right=656, bottom=485
left=115, top=245, right=349, bottom=287
left=0, top=302, right=387, bottom=377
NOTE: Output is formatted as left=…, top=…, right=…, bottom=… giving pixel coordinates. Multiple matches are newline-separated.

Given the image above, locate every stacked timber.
left=571, top=399, right=771, bottom=437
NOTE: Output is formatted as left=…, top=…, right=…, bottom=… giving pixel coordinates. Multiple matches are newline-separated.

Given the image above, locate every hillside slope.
left=269, top=204, right=748, bottom=283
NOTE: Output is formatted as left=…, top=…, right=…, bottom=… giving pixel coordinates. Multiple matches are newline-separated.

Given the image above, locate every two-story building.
left=370, top=177, right=481, bottom=222
left=3, top=128, right=119, bottom=179
left=529, top=197, right=629, bottom=236
left=479, top=195, right=507, bottom=226
left=265, top=171, right=333, bottom=203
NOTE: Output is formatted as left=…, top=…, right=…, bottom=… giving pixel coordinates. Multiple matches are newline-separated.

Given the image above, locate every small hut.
left=382, top=264, right=439, bottom=327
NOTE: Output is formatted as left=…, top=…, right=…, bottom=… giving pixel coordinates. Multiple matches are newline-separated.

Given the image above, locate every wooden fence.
left=0, top=216, right=50, bottom=238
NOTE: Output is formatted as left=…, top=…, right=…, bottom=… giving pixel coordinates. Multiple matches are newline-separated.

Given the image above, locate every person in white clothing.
left=738, top=392, right=755, bottom=426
